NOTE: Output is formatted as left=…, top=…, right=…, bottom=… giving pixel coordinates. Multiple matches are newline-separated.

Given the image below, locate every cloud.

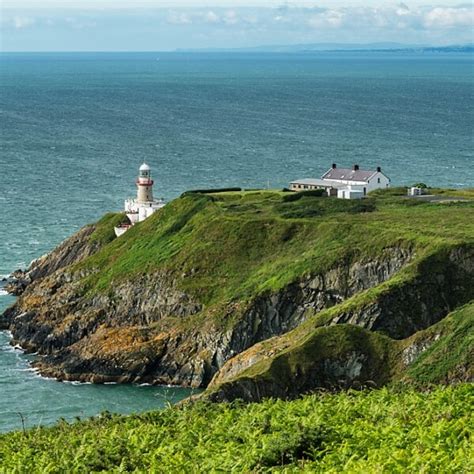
left=278, top=4, right=473, bottom=33
left=13, top=16, right=36, bottom=29
left=223, top=10, right=239, bottom=25
left=204, top=11, right=219, bottom=24
left=3, top=4, right=473, bottom=51
left=167, top=12, right=192, bottom=25
left=396, top=3, right=410, bottom=16
left=423, top=7, right=474, bottom=28
left=308, top=10, right=344, bottom=29
left=166, top=9, right=250, bottom=27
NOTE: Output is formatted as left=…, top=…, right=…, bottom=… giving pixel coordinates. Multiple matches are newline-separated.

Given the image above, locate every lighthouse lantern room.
left=114, top=163, right=165, bottom=237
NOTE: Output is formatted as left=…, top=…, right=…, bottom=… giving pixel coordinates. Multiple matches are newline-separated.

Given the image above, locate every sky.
left=1, top=1, right=473, bottom=51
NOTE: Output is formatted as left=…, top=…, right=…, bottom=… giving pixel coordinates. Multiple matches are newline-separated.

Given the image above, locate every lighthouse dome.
left=139, top=163, right=150, bottom=172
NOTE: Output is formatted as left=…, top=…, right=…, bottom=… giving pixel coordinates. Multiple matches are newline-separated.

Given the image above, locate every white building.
left=114, top=163, right=165, bottom=237
left=290, top=164, right=390, bottom=199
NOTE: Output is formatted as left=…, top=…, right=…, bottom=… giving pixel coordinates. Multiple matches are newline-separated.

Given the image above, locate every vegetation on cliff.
left=1, top=384, right=471, bottom=472
left=2, top=188, right=473, bottom=390
left=78, top=188, right=473, bottom=302
left=207, top=302, right=474, bottom=401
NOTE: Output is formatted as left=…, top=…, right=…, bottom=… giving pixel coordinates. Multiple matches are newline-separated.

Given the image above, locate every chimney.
left=332, top=163, right=337, bottom=169
left=376, top=166, right=381, bottom=172
left=353, top=164, right=359, bottom=171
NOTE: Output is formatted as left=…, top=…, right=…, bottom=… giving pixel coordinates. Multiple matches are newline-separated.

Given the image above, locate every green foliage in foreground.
left=1, top=385, right=472, bottom=473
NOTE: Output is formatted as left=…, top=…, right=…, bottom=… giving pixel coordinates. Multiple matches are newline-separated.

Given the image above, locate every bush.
left=347, top=200, right=376, bottom=214
left=282, top=189, right=325, bottom=202
left=1, top=385, right=472, bottom=472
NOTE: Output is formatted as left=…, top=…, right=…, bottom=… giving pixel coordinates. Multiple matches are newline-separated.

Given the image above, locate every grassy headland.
left=1, top=187, right=473, bottom=471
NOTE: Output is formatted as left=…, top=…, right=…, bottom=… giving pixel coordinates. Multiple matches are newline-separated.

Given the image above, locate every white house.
left=114, top=163, right=165, bottom=237
left=290, top=164, right=390, bottom=199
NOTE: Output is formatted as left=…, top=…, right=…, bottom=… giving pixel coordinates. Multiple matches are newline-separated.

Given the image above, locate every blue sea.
left=0, top=51, right=473, bottom=432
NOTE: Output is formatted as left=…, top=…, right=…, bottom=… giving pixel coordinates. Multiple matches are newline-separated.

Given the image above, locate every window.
left=377, top=178, right=381, bottom=183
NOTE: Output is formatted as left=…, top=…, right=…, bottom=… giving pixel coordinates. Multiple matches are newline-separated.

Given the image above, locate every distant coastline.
left=176, top=43, right=474, bottom=54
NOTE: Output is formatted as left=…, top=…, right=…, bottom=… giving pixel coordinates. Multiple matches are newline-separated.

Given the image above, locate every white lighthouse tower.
left=137, top=163, right=154, bottom=203
left=114, top=163, right=165, bottom=237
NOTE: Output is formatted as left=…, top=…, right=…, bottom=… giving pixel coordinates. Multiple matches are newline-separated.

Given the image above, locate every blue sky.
left=1, top=1, right=473, bottom=51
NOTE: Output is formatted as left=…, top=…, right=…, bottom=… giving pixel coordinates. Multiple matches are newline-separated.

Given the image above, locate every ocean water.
left=0, top=52, right=473, bottom=432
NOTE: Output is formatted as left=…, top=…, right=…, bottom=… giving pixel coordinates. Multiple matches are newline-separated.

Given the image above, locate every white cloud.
left=223, top=10, right=239, bottom=25
left=13, top=16, right=36, bottom=29
left=3, top=3, right=473, bottom=51
left=423, top=7, right=474, bottom=28
left=308, top=10, right=344, bottom=29
left=396, top=3, right=410, bottom=16
left=204, top=11, right=219, bottom=24
left=167, top=12, right=192, bottom=25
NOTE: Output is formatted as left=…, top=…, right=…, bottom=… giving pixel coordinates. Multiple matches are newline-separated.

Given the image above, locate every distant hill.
left=177, top=43, right=474, bottom=53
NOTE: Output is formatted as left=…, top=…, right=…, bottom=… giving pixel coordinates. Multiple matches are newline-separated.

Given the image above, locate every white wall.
left=365, top=172, right=390, bottom=193
left=325, top=172, right=390, bottom=195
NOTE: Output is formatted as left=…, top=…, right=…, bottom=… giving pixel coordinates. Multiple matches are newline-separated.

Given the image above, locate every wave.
left=63, top=380, right=93, bottom=386
left=18, top=367, right=40, bottom=374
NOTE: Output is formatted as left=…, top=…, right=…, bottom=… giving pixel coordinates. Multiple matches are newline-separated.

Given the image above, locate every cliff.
left=2, top=188, right=473, bottom=397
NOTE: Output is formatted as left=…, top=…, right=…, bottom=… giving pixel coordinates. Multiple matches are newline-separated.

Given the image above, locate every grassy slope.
left=88, top=212, right=127, bottom=245
left=77, top=189, right=474, bottom=317
left=404, top=303, right=474, bottom=383
left=72, top=189, right=473, bottom=389
left=1, top=384, right=472, bottom=472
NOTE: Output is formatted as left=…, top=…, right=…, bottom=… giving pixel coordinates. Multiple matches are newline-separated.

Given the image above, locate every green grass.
left=405, top=303, right=474, bottom=384
left=88, top=212, right=126, bottom=245
left=1, top=384, right=472, bottom=472
left=76, top=189, right=474, bottom=309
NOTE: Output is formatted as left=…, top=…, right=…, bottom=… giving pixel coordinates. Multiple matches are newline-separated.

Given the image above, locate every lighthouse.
left=137, top=163, right=154, bottom=203
left=114, top=162, right=166, bottom=237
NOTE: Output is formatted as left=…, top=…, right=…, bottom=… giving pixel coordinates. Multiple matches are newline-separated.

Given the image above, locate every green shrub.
left=282, top=189, right=325, bottom=202
left=1, top=385, right=471, bottom=473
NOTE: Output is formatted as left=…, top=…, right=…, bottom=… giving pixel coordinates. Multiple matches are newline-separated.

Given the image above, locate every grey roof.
left=321, top=168, right=377, bottom=182
left=290, top=178, right=346, bottom=188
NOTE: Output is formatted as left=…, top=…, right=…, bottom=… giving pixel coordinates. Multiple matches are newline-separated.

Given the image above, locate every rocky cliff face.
left=205, top=245, right=474, bottom=401
left=2, top=238, right=416, bottom=387
left=329, top=245, right=474, bottom=338
left=225, top=246, right=413, bottom=357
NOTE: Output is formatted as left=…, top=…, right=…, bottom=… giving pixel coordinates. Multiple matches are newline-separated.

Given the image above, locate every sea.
left=0, top=51, right=473, bottom=432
